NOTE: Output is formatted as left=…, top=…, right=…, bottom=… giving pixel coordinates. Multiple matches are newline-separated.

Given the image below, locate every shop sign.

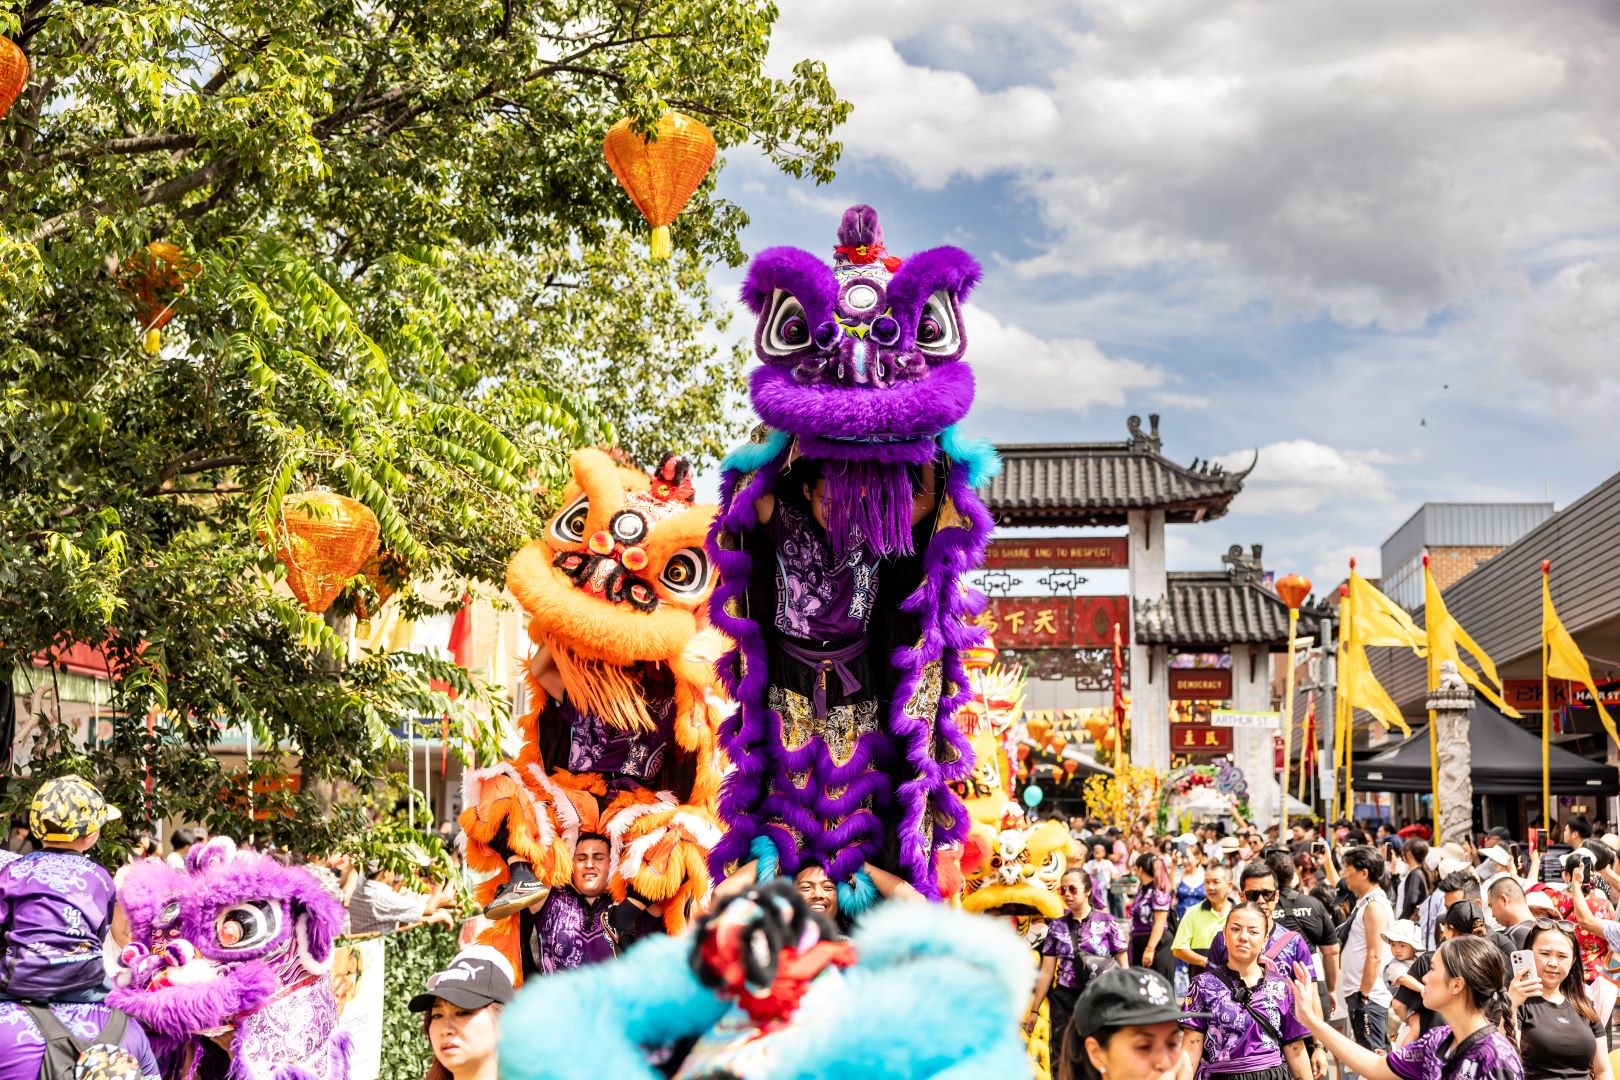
left=1502, top=679, right=1620, bottom=712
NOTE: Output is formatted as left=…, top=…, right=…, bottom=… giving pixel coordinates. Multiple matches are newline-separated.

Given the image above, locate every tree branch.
left=144, top=452, right=247, bottom=497
left=35, top=154, right=241, bottom=241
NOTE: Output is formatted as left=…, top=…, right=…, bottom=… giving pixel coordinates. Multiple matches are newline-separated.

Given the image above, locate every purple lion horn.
left=836, top=204, right=883, bottom=253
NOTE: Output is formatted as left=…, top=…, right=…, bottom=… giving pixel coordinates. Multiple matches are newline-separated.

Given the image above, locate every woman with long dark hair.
left=1287, top=935, right=1523, bottom=1080
left=1508, top=921, right=1614, bottom=1080
left=410, top=947, right=511, bottom=1080
left=1061, top=967, right=1192, bottom=1080
left=1180, top=903, right=1310, bottom=1080
left=1130, top=852, right=1176, bottom=980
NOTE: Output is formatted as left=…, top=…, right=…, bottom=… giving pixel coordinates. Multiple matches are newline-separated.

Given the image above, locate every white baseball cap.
left=1478, top=846, right=1512, bottom=868
left=1437, top=857, right=1469, bottom=877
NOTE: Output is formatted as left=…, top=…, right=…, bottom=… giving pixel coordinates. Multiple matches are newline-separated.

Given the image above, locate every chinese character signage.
left=976, top=595, right=1130, bottom=649
left=983, top=537, right=1129, bottom=570
left=1169, top=669, right=1233, bottom=701
left=1171, top=725, right=1233, bottom=755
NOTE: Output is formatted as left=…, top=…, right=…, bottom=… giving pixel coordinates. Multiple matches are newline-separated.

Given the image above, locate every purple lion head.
left=109, top=837, right=344, bottom=1041
left=742, top=205, right=982, bottom=445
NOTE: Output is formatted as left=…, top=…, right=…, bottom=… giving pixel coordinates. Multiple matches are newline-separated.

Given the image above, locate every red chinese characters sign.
left=982, top=537, right=1129, bottom=570
left=1170, top=668, right=1233, bottom=701
left=1171, top=725, right=1233, bottom=755
left=975, top=596, right=1130, bottom=649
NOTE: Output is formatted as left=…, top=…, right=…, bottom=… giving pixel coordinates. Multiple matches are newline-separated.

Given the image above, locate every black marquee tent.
left=1352, top=702, right=1620, bottom=796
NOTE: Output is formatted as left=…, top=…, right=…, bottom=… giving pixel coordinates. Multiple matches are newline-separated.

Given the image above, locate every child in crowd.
left=0, top=775, right=120, bottom=1003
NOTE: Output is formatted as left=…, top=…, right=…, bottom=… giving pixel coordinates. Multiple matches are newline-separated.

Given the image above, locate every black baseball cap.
left=1073, top=967, right=1204, bottom=1038
left=408, top=946, right=515, bottom=1013
left=1485, top=826, right=1513, bottom=843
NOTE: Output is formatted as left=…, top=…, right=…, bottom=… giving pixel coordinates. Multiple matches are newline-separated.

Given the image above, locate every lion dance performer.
left=460, top=449, right=726, bottom=978
left=109, top=837, right=350, bottom=1080
left=708, top=205, right=1000, bottom=909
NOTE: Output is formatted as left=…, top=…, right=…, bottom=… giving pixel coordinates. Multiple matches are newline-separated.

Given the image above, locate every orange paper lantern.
left=1276, top=572, right=1313, bottom=611
left=121, top=242, right=200, bottom=354
left=602, top=111, right=716, bottom=259
left=0, top=37, right=26, bottom=121
left=1063, top=759, right=1080, bottom=777
left=273, top=491, right=381, bottom=614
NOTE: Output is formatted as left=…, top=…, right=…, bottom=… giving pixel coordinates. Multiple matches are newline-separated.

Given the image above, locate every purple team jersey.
left=768, top=500, right=879, bottom=643
left=1042, top=911, right=1129, bottom=988
left=560, top=694, right=676, bottom=779
left=1206, top=922, right=1314, bottom=976
left=1387, top=1024, right=1524, bottom=1080
left=0, top=850, right=114, bottom=999
left=535, top=887, right=616, bottom=974
left=1183, top=966, right=1310, bottom=1077
left=0, top=1001, right=162, bottom=1080
left=1130, top=887, right=1173, bottom=935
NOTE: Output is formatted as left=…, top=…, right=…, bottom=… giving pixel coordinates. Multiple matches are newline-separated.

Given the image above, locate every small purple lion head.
left=742, top=205, right=981, bottom=444
left=109, top=837, right=344, bottom=1039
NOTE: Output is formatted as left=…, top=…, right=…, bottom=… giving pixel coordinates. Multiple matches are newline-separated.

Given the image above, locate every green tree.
left=0, top=0, right=846, bottom=869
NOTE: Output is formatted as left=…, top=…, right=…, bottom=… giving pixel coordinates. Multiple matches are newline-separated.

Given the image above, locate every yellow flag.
left=1543, top=569, right=1619, bottom=745
left=1342, top=637, right=1412, bottom=735
left=1349, top=567, right=1427, bottom=656
left=1425, top=560, right=1522, bottom=718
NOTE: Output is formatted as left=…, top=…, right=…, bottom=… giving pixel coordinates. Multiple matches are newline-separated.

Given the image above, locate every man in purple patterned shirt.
left=522, top=834, right=665, bottom=978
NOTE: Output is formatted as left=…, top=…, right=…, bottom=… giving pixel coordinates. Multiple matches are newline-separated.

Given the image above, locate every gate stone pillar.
left=1428, top=660, right=1476, bottom=848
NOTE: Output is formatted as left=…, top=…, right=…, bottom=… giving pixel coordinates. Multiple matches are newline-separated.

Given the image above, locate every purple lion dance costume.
left=109, top=837, right=350, bottom=1080
left=708, top=205, right=1000, bottom=904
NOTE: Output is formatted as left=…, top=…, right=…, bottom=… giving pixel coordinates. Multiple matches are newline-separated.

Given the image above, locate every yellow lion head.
left=960, top=819, right=1074, bottom=920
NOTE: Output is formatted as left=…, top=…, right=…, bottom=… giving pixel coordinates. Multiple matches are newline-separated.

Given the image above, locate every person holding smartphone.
left=1507, top=920, right=1613, bottom=1080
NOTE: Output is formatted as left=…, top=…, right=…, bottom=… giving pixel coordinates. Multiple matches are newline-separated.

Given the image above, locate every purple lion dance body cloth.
left=108, top=837, right=351, bottom=1080
left=707, top=205, right=1000, bottom=901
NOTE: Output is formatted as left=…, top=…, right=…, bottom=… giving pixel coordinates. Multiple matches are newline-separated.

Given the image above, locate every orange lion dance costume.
left=459, top=449, right=728, bottom=979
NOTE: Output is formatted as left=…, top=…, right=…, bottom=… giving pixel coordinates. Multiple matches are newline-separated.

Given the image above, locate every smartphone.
left=1510, top=950, right=1536, bottom=979
left=1313, top=839, right=1329, bottom=853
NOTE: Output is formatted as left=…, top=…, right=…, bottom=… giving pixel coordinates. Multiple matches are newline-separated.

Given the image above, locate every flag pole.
left=1424, top=555, right=1441, bottom=835
left=1542, top=560, right=1553, bottom=831
left=1343, top=565, right=1356, bottom=819
left=1332, top=583, right=1349, bottom=822
left=1281, top=606, right=1300, bottom=833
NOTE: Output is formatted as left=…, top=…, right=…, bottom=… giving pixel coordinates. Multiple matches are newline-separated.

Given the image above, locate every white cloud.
left=967, top=305, right=1165, bottom=412
left=1214, top=440, right=1401, bottom=516
left=769, top=2, right=1620, bottom=333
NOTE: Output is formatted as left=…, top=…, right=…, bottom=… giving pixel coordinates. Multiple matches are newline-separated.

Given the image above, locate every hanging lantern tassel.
left=0, top=37, right=27, bottom=122
left=121, top=242, right=200, bottom=355
left=602, top=111, right=717, bottom=260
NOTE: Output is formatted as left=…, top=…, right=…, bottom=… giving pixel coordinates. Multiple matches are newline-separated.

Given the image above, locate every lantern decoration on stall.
left=0, top=36, right=26, bottom=121
left=602, top=111, right=717, bottom=259
left=271, top=491, right=381, bottom=614
left=1062, top=759, right=1080, bottom=781
left=120, top=242, right=201, bottom=354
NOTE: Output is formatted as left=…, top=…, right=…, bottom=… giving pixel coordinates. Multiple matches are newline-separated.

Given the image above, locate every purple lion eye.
left=780, top=316, right=809, bottom=347
left=870, top=315, right=900, bottom=346
left=813, top=320, right=843, bottom=351
left=917, top=317, right=943, bottom=345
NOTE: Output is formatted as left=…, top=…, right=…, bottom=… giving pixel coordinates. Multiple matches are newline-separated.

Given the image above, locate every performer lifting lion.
left=459, top=449, right=727, bottom=980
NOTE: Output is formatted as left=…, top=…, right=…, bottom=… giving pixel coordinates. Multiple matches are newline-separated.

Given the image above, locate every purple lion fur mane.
left=707, top=205, right=994, bottom=899
left=110, top=838, right=349, bottom=1079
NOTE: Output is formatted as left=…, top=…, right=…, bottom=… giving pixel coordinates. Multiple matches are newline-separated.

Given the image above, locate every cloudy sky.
left=708, top=0, right=1620, bottom=586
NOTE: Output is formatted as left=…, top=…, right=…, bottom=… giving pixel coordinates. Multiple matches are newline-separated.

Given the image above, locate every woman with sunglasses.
left=1288, top=935, right=1523, bottom=1080
left=1508, top=920, right=1614, bottom=1080
left=1029, top=867, right=1131, bottom=1061
left=1181, top=903, right=1311, bottom=1080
